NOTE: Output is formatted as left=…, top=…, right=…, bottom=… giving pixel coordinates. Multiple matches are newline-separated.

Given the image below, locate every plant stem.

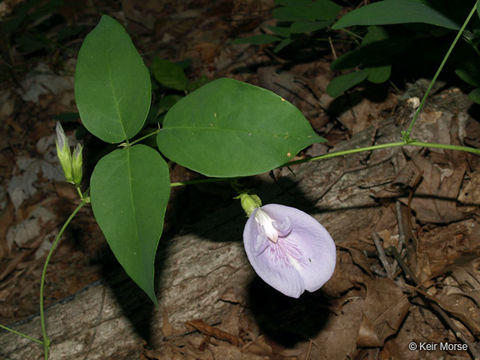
left=170, top=177, right=235, bottom=187
left=39, top=200, right=87, bottom=359
left=167, top=141, right=479, bottom=189
left=403, top=2, right=478, bottom=141
left=286, top=141, right=480, bottom=167
left=0, top=323, right=43, bottom=345
left=75, top=185, right=83, bottom=200
left=128, top=128, right=161, bottom=147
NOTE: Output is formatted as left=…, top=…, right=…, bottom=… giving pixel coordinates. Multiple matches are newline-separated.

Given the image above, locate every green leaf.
left=274, top=38, right=294, bottom=52
left=455, top=61, right=480, bottom=87
left=366, top=65, right=391, bottom=83
left=273, top=0, right=342, bottom=22
left=275, top=0, right=312, bottom=6
left=75, top=15, right=151, bottom=143
left=469, top=88, right=480, bottom=103
left=232, top=34, right=282, bottom=45
left=157, top=94, right=183, bottom=114
left=332, top=0, right=460, bottom=30
left=290, top=20, right=330, bottom=33
left=267, top=25, right=291, bottom=37
left=186, top=76, right=211, bottom=92
left=157, top=78, right=324, bottom=177
left=327, top=70, right=368, bottom=97
left=331, top=37, right=408, bottom=70
left=151, top=58, right=188, bottom=91
left=361, top=25, right=388, bottom=45
left=361, top=26, right=392, bottom=83
left=90, top=145, right=170, bottom=304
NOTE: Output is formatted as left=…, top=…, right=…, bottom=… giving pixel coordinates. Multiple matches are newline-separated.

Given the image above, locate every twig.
left=372, top=232, right=393, bottom=278
left=185, top=319, right=243, bottom=347
left=395, top=201, right=407, bottom=251
left=391, top=201, right=409, bottom=275
left=328, top=36, right=337, bottom=59
left=305, top=339, right=313, bottom=360
left=406, top=170, right=423, bottom=249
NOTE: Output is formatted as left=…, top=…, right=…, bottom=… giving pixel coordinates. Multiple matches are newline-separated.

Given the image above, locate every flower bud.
left=55, top=122, right=73, bottom=183
left=72, top=143, right=83, bottom=185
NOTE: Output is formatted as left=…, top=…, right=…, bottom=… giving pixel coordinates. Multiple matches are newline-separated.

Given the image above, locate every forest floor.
left=0, top=0, right=479, bottom=359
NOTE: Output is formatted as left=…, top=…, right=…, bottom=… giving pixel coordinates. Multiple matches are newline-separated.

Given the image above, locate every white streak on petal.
left=254, top=208, right=278, bottom=243
left=287, top=255, right=302, bottom=272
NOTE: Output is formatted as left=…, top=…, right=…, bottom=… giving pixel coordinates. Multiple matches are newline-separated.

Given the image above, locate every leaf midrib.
left=161, top=125, right=319, bottom=140
left=125, top=148, right=142, bottom=267
left=108, top=60, right=128, bottom=141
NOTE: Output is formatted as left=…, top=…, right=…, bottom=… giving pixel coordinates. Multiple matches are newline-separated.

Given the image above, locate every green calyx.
left=237, top=193, right=262, bottom=217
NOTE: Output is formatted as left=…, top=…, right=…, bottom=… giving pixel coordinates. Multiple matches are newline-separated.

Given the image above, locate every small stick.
left=185, top=319, right=243, bottom=347
left=372, top=232, right=393, bottom=278
left=328, top=36, right=337, bottom=59
left=392, top=200, right=410, bottom=275
left=395, top=201, right=407, bottom=251
left=305, top=339, right=313, bottom=360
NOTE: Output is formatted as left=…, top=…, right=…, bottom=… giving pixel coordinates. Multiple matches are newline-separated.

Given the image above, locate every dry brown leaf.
left=307, top=295, right=364, bottom=360
left=381, top=305, right=472, bottom=360
left=357, top=314, right=382, bottom=347
left=458, top=170, right=480, bottom=212
left=357, top=279, right=410, bottom=348
left=322, top=250, right=369, bottom=298
left=435, top=255, right=480, bottom=336
left=193, top=43, right=220, bottom=63
left=0, top=201, right=13, bottom=259
left=161, top=310, right=174, bottom=337
left=403, top=154, right=466, bottom=223
left=449, top=257, right=480, bottom=304
left=342, top=245, right=373, bottom=277
left=337, top=92, right=398, bottom=135
left=414, top=219, right=480, bottom=282
left=242, top=335, right=273, bottom=356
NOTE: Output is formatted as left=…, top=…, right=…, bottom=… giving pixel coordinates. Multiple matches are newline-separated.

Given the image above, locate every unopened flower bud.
left=72, top=143, right=83, bottom=185
left=55, top=122, right=73, bottom=183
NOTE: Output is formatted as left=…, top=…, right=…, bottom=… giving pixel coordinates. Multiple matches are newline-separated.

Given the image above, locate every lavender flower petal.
left=243, top=204, right=336, bottom=298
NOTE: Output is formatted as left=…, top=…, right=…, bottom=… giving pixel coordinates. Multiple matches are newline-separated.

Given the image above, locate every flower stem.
left=39, top=200, right=87, bottom=359
left=0, top=323, right=43, bottom=345
left=402, top=2, right=478, bottom=141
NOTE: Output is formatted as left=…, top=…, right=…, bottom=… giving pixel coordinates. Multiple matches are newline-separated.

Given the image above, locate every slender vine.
left=39, top=200, right=88, bottom=358
left=402, top=1, right=478, bottom=141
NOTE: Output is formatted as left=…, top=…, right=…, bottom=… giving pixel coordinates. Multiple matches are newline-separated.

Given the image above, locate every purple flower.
left=243, top=204, right=336, bottom=298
